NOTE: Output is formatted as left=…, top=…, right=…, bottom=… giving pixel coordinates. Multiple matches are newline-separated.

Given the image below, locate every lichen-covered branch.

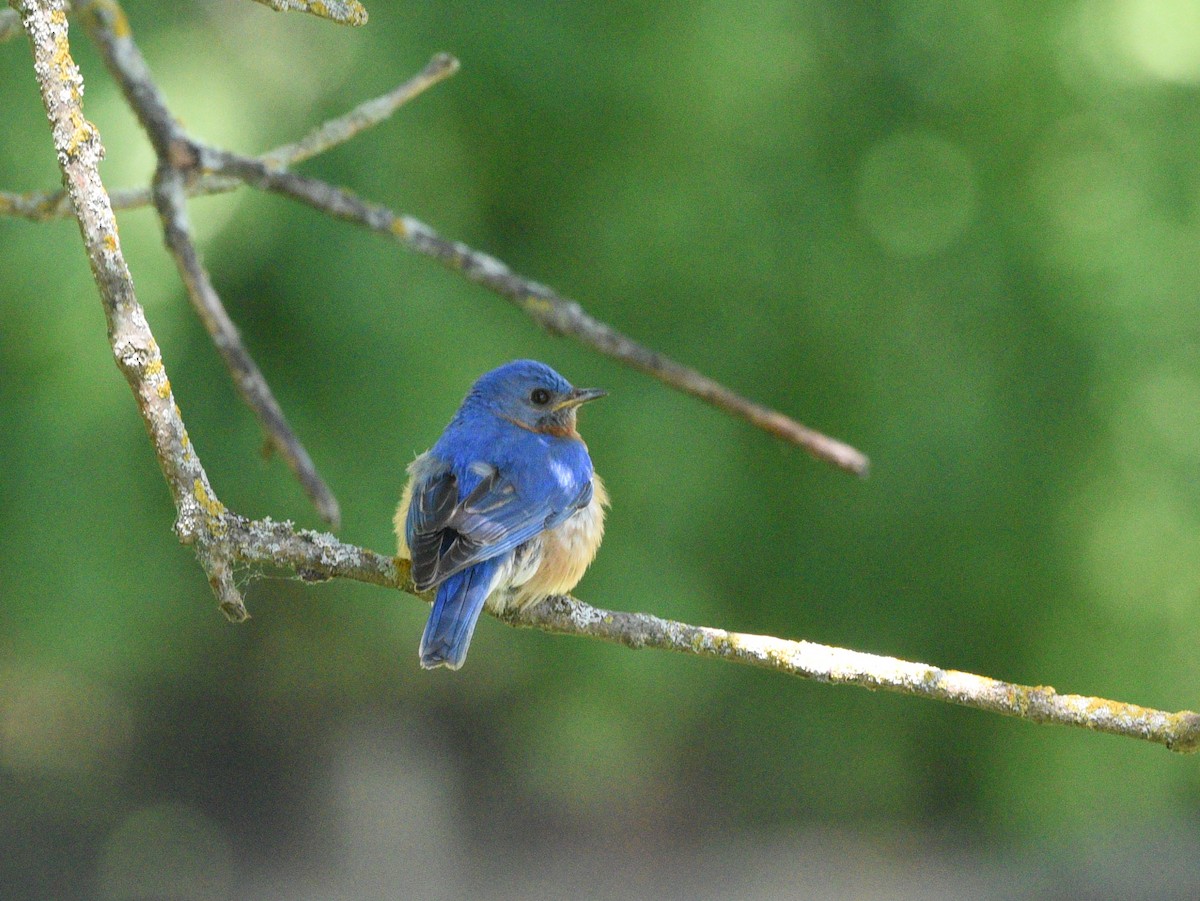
left=10, top=0, right=248, bottom=619
left=263, top=52, right=459, bottom=167
left=79, top=0, right=340, bottom=526
left=213, top=513, right=1200, bottom=755
left=247, top=0, right=367, bottom=26
left=226, top=515, right=406, bottom=588
left=203, top=148, right=871, bottom=476
left=0, top=53, right=457, bottom=220
left=2, top=10, right=865, bottom=476
left=509, top=597, right=1200, bottom=753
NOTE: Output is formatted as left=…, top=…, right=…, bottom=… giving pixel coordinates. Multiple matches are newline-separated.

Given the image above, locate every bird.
left=394, top=360, right=608, bottom=670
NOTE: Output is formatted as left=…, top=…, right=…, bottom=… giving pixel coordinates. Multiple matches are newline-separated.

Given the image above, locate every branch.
left=263, top=52, right=459, bottom=167
left=212, top=514, right=1200, bottom=755
left=0, top=53, right=458, bottom=220
left=10, top=0, right=249, bottom=619
left=1, top=43, right=868, bottom=478
left=10, top=0, right=1198, bottom=755
left=77, top=0, right=340, bottom=526
left=202, top=148, right=871, bottom=476
left=1, top=182, right=190, bottom=219
left=154, top=166, right=342, bottom=526
left=247, top=0, right=367, bottom=26
left=511, top=598, right=1200, bottom=754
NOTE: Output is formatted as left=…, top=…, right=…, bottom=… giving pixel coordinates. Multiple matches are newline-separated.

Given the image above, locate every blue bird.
left=395, top=360, right=608, bottom=669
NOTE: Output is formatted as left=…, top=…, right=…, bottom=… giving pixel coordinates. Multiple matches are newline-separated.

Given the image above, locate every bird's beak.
left=554, top=386, right=607, bottom=410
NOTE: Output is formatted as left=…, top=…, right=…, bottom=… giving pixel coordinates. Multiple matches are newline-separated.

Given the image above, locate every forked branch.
left=5, top=2, right=868, bottom=477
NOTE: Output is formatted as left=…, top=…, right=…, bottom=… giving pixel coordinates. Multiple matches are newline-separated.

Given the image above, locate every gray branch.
left=79, top=0, right=341, bottom=525
left=203, top=147, right=870, bottom=476
left=247, top=0, right=367, bottom=26
left=2, top=10, right=869, bottom=476
left=212, top=514, right=1200, bottom=755
left=10, top=0, right=248, bottom=619
left=0, top=55, right=459, bottom=218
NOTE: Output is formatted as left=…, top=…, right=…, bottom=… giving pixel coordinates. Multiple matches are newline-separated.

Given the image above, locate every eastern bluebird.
left=395, top=360, right=608, bottom=670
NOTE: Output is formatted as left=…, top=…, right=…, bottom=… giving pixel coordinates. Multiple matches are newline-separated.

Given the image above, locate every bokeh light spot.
left=0, top=663, right=132, bottom=778
left=856, top=131, right=978, bottom=258
left=1118, top=0, right=1200, bottom=84
left=1060, top=0, right=1200, bottom=85
left=99, top=803, right=234, bottom=901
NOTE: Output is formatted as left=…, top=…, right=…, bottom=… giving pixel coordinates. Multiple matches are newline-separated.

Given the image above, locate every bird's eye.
left=530, top=388, right=551, bottom=406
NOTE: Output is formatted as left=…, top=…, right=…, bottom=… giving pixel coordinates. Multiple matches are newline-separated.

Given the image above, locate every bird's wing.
left=407, top=462, right=590, bottom=591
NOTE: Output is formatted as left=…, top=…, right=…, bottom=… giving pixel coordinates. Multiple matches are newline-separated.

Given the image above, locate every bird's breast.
left=490, top=473, right=608, bottom=613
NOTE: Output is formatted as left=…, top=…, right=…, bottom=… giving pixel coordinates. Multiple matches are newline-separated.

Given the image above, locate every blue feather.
left=419, top=557, right=504, bottom=670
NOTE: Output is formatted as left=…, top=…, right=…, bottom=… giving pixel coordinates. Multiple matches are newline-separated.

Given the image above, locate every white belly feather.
left=488, top=473, right=608, bottom=614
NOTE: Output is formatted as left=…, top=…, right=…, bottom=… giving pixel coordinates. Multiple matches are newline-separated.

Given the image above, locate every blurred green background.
left=3, top=0, right=1200, bottom=897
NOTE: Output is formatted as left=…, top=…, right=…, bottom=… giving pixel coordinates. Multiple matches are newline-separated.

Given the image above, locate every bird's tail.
left=419, top=558, right=503, bottom=670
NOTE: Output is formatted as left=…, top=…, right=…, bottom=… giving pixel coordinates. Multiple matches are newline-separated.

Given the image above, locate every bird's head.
left=466, top=360, right=606, bottom=438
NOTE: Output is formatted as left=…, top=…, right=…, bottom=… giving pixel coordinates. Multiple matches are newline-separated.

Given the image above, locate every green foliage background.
left=3, top=0, right=1200, bottom=896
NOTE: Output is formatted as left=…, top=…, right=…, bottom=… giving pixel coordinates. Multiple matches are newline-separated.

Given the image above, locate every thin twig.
left=153, top=165, right=342, bottom=526
left=247, top=0, right=367, bottom=26
left=10, top=0, right=249, bottom=620
left=205, top=148, right=872, bottom=476
left=79, top=0, right=341, bottom=526
left=0, top=182, right=220, bottom=219
left=0, top=52, right=457, bottom=220
left=263, top=53, right=459, bottom=168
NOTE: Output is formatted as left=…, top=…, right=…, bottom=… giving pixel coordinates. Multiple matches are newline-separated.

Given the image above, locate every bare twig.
left=79, top=0, right=341, bottom=526
left=263, top=52, right=459, bottom=168
left=0, top=53, right=457, bottom=220
left=247, top=0, right=367, bottom=26
left=1, top=182, right=186, bottom=219
left=204, top=149, right=872, bottom=475
left=153, top=166, right=342, bottom=526
left=2, top=55, right=866, bottom=475
left=10, top=0, right=248, bottom=620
